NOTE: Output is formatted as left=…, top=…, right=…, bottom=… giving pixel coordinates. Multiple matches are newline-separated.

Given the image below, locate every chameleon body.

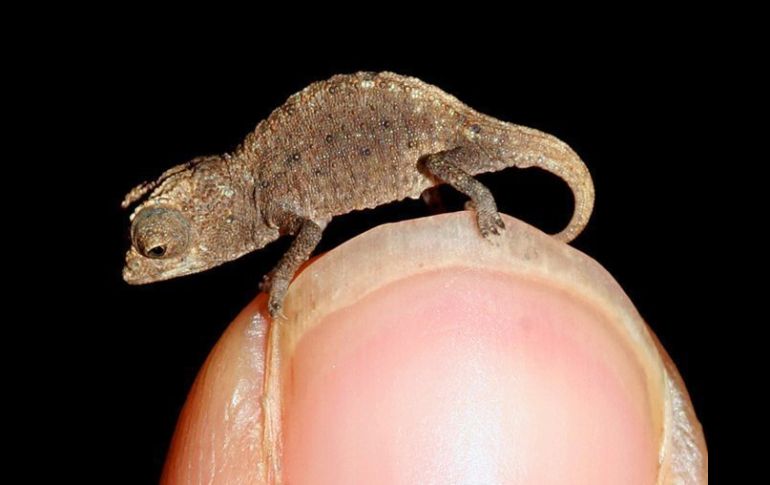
left=122, top=72, right=594, bottom=316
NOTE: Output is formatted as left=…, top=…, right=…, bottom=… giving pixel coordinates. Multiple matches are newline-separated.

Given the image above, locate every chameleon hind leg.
left=421, top=147, right=505, bottom=238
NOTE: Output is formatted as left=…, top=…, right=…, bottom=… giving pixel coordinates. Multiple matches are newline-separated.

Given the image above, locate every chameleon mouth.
left=122, top=248, right=181, bottom=285
left=123, top=247, right=213, bottom=285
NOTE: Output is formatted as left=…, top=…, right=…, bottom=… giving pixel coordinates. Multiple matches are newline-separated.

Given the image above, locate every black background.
left=75, top=36, right=712, bottom=483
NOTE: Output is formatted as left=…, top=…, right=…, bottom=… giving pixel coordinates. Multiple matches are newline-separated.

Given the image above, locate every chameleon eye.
left=147, top=245, right=166, bottom=258
left=131, top=207, right=190, bottom=259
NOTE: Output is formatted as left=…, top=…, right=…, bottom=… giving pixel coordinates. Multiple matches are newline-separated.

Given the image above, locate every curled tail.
left=550, top=152, right=594, bottom=243
left=470, top=122, right=595, bottom=243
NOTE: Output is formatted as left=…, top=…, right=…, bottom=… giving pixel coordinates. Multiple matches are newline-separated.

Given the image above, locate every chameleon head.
left=122, top=156, right=277, bottom=284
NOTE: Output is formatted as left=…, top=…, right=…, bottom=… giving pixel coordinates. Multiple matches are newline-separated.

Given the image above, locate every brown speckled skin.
left=122, top=72, right=594, bottom=316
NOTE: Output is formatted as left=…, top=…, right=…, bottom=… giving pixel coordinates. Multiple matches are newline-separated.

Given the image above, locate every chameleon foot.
left=478, top=210, right=505, bottom=238
left=465, top=201, right=505, bottom=238
left=266, top=277, right=289, bottom=319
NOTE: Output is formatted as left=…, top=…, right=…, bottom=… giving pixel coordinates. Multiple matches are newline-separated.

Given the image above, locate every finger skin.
left=160, top=297, right=270, bottom=485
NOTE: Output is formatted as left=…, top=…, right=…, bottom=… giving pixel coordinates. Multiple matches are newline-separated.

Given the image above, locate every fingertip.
left=161, top=213, right=707, bottom=484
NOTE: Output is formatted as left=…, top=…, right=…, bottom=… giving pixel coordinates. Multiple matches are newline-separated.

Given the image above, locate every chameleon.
left=122, top=71, right=594, bottom=317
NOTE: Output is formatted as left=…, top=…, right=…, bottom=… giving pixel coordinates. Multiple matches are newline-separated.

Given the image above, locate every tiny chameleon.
left=122, top=72, right=595, bottom=318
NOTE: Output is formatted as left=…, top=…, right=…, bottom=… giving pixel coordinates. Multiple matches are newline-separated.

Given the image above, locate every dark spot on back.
left=381, top=119, right=390, bottom=128
left=362, top=148, right=372, bottom=156
left=470, top=124, right=481, bottom=134
left=285, top=152, right=301, bottom=166
left=325, top=134, right=333, bottom=143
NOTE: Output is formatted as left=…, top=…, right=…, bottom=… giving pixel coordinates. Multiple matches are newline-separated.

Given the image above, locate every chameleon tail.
left=537, top=137, right=595, bottom=243
left=474, top=123, right=595, bottom=243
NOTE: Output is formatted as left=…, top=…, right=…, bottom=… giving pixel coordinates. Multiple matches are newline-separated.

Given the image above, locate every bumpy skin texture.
left=123, top=72, right=595, bottom=316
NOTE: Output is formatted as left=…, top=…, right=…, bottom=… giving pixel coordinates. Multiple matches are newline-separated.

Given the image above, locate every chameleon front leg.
left=421, top=147, right=505, bottom=238
left=260, top=216, right=325, bottom=318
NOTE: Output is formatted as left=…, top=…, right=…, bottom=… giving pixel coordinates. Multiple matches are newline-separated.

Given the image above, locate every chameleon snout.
left=123, top=249, right=153, bottom=285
